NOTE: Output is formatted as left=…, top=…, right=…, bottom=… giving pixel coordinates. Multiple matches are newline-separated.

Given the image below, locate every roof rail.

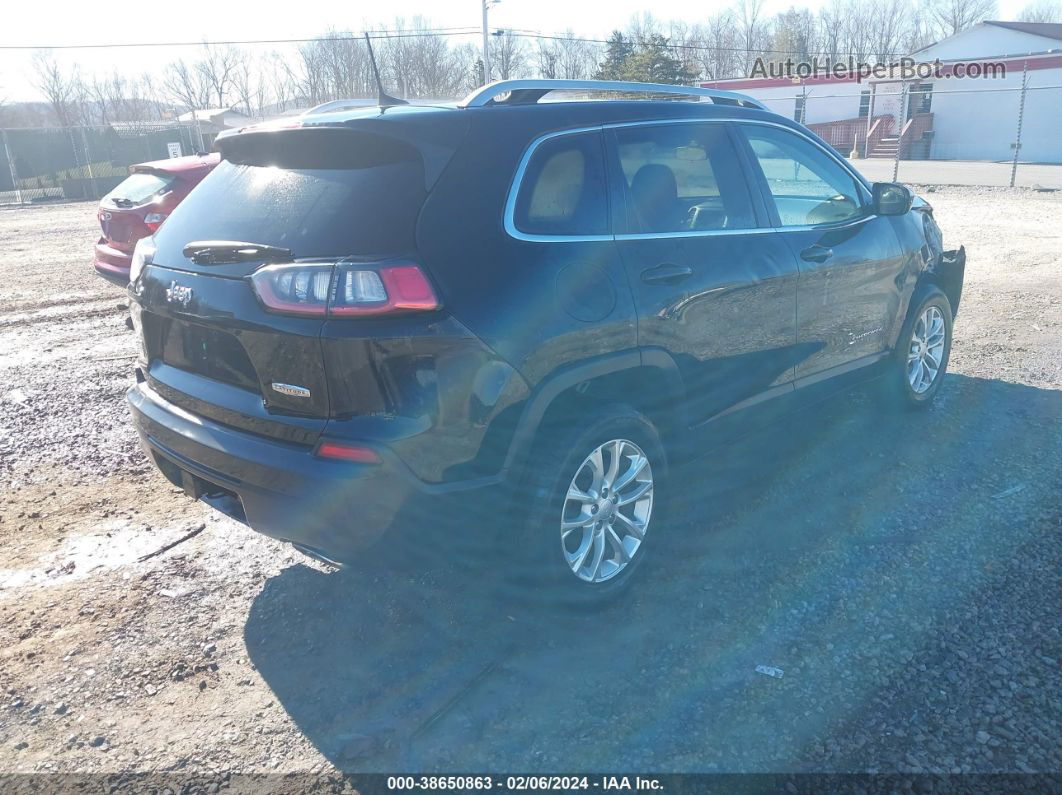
left=303, top=98, right=377, bottom=115
left=458, top=79, right=767, bottom=110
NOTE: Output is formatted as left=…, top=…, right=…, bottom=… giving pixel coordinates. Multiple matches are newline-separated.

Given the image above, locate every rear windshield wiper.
left=182, top=240, right=293, bottom=265
left=112, top=197, right=135, bottom=207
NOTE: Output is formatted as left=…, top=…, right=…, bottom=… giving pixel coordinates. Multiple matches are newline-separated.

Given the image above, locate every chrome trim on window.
left=503, top=117, right=876, bottom=244
left=503, top=125, right=612, bottom=243
left=772, top=214, right=875, bottom=234
left=616, top=227, right=780, bottom=241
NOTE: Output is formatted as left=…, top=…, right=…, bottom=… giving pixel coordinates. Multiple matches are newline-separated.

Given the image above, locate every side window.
left=513, top=131, right=608, bottom=237
left=612, top=122, right=755, bottom=234
left=740, top=124, right=866, bottom=227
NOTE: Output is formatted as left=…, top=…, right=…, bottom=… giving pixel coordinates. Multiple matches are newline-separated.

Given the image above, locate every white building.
left=702, top=21, right=1062, bottom=164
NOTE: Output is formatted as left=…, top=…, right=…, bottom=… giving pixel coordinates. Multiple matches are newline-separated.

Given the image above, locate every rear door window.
left=105, top=172, right=176, bottom=207
left=512, top=131, right=609, bottom=237
left=611, top=122, right=756, bottom=234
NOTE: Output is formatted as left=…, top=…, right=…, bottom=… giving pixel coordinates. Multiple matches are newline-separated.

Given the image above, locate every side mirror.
left=872, top=182, right=913, bottom=216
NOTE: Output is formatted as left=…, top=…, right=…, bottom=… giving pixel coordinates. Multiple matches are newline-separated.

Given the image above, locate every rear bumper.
left=127, top=380, right=501, bottom=561
left=94, top=239, right=131, bottom=286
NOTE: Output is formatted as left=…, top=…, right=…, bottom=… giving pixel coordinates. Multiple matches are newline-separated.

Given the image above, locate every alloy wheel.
left=560, top=439, right=654, bottom=584
left=907, top=305, right=946, bottom=394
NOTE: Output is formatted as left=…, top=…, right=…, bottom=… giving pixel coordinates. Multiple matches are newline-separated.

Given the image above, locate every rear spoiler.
left=213, top=116, right=469, bottom=192
left=128, top=153, right=220, bottom=177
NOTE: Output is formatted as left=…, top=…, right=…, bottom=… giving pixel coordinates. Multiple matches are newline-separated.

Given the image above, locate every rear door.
left=605, top=120, right=800, bottom=428
left=736, top=123, right=906, bottom=379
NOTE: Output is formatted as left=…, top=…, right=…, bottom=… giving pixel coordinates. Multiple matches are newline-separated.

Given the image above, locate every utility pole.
left=481, top=0, right=499, bottom=84
left=481, top=1, right=491, bottom=83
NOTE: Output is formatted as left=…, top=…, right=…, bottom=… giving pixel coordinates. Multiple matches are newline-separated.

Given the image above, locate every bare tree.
left=772, top=7, right=819, bottom=63
left=490, top=31, right=530, bottom=81
left=867, top=0, right=910, bottom=62
left=381, top=21, right=418, bottom=98
left=30, top=51, right=80, bottom=127
left=315, top=30, right=372, bottom=99
left=928, top=0, right=997, bottom=38
left=1018, top=0, right=1062, bottom=21
left=262, top=53, right=299, bottom=111
left=196, top=44, right=242, bottom=107
left=451, top=43, right=485, bottom=94
left=535, top=38, right=561, bottom=79
left=691, top=13, right=743, bottom=80
left=627, top=12, right=663, bottom=42
left=901, top=10, right=938, bottom=54
left=232, top=56, right=271, bottom=117
left=736, top=0, right=771, bottom=75
left=406, top=18, right=467, bottom=98
left=533, top=30, right=600, bottom=81
left=292, top=40, right=329, bottom=105
left=667, top=21, right=705, bottom=81
left=165, top=57, right=210, bottom=111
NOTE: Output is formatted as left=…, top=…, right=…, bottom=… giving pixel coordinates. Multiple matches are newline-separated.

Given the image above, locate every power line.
left=512, top=30, right=907, bottom=60
left=0, top=27, right=913, bottom=62
left=0, top=29, right=482, bottom=51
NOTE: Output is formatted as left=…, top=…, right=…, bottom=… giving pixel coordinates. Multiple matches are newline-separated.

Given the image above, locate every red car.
left=93, top=153, right=219, bottom=284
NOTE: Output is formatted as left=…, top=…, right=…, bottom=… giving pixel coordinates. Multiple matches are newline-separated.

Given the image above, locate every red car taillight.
left=249, top=262, right=439, bottom=317
left=144, top=213, right=168, bottom=232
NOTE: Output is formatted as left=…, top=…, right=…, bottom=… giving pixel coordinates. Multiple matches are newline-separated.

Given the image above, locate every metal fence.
left=0, top=123, right=204, bottom=206
left=774, top=80, right=1062, bottom=190
left=2, top=80, right=1061, bottom=207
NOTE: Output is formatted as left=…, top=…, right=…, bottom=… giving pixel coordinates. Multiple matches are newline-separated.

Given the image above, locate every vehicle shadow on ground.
left=244, top=373, right=1062, bottom=772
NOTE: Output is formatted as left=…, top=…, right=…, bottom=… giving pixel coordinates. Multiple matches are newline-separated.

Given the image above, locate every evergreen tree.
left=594, top=31, right=634, bottom=80
left=622, top=35, right=698, bottom=84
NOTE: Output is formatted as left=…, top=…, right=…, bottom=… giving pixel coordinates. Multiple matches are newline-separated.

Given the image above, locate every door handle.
left=800, top=245, right=833, bottom=263
left=641, top=264, right=693, bottom=285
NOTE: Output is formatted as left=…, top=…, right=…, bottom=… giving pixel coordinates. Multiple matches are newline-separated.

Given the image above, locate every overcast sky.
left=1, top=0, right=1030, bottom=102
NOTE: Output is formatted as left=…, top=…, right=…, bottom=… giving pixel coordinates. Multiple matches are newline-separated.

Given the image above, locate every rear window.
left=152, top=129, right=427, bottom=263
left=105, top=172, right=176, bottom=207
left=513, top=131, right=609, bottom=237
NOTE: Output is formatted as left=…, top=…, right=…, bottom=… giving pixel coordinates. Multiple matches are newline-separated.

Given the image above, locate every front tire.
left=512, top=404, right=667, bottom=606
left=883, top=287, right=953, bottom=409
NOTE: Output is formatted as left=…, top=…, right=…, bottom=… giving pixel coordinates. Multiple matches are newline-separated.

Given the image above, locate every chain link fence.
left=2, top=81, right=1060, bottom=207
left=779, top=80, right=1062, bottom=190
left=0, top=123, right=204, bottom=207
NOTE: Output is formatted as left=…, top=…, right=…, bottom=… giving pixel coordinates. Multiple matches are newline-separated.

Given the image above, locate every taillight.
left=330, top=264, right=438, bottom=316
left=129, top=237, right=155, bottom=285
left=249, top=262, right=439, bottom=317
left=144, top=213, right=168, bottom=232
left=250, top=263, right=333, bottom=316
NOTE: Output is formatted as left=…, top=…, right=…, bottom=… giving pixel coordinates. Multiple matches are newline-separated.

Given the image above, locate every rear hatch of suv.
left=134, top=111, right=469, bottom=447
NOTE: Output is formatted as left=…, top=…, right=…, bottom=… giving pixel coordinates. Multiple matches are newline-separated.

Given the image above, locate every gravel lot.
left=0, top=190, right=1060, bottom=783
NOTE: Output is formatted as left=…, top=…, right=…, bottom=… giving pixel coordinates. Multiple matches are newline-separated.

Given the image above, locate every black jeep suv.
left=126, top=79, right=965, bottom=596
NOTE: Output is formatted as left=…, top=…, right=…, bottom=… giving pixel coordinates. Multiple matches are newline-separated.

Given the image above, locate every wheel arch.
left=502, top=349, right=687, bottom=478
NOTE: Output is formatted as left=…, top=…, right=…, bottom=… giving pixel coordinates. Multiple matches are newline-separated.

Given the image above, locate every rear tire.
left=881, top=287, right=953, bottom=409
left=507, top=404, right=667, bottom=608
